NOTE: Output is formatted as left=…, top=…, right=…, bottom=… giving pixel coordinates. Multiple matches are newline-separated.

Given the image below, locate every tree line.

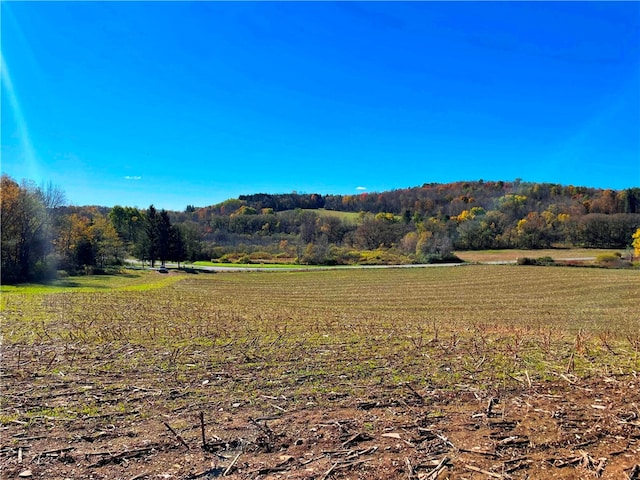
left=1, top=175, right=190, bottom=283
left=206, top=181, right=640, bottom=217
left=2, top=174, right=639, bottom=283
left=182, top=180, right=640, bottom=264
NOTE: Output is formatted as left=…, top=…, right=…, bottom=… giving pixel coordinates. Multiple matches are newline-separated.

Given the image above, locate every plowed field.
left=2, top=266, right=639, bottom=479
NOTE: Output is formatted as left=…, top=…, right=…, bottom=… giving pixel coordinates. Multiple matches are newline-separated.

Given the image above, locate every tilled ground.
left=2, top=269, right=639, bottom=479
left=1, top=372, right=639, bottom=479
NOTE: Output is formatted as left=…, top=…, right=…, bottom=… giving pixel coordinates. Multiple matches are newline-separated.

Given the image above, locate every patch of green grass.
left=0, top=270, right=184, bottom=296
left=25, top=406, right=75, bottom=421
left=291, top=208, right=361, bottom=223
left=0, top=414, right=21, bottom=425
left=191, top=261, right=307, bottom=268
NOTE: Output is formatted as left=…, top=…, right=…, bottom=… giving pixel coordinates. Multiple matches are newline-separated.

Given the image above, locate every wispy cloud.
left=356, top=186, right=367, bottom=191
left=124, top=175, right=142, bottom=181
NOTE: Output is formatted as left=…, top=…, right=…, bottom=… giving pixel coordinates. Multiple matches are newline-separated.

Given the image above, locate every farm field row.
left=1, top=265, right=638, bottom=479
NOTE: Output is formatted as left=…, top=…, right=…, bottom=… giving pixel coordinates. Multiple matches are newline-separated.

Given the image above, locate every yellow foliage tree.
left=455, top=210, right=472, bottom=222
left=632, top=228, right=640, bottom=257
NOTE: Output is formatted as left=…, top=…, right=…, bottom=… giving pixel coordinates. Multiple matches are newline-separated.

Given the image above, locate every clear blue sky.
left=2, top=1, right=639, bottom=211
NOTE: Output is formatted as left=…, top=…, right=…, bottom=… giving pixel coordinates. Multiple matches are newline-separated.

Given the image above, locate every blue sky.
left=2, top=1, right=639, bottom=211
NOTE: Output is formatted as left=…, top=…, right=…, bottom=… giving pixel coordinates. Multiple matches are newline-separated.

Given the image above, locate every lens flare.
left=1, top=5, right=40, bottom=180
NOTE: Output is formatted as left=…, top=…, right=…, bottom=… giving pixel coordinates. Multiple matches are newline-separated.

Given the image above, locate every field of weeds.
left=1, top=266, right=639, bottom=479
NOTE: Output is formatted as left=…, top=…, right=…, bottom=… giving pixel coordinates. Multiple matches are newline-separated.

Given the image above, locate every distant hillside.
left=194, top=181, right=640, bottom=217
left=4, top=173, right=638, bottom=285
left=166, top=180, right=639, bottom=264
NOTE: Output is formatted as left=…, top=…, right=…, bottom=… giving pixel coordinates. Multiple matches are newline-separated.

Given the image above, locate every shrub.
left=359, top=248, right=412, bottom=265
left=235, top=254, right=252, bottom=264
left=32, top=260, right=58, bottom=281
left=425, top=253, right=464, bottom=264
left=249, top=251, right=273, bottom=262
left=595, top=253, right=621, bottom=263
left=328, top=246, right=360, bottom=265
left=517, top=256, right=555, bottom=266
left=537, top=256, right=555, bottom=265
left=596, top=252, right=630, bottom=268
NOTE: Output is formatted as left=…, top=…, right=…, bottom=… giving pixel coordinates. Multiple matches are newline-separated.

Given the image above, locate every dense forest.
left=2, top=174, right=640, bottom=283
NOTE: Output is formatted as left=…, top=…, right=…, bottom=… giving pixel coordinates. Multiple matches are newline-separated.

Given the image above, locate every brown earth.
left=1, top=372, right=639, bottom=480
left=2, top=267, right=639, bottom=479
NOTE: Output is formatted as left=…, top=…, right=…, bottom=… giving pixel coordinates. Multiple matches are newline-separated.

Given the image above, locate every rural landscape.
left=3, top=1, right=639, bottom=478
left=3, top=177, right=640, bottom=282
left=1, top=177, right=640, bottom=479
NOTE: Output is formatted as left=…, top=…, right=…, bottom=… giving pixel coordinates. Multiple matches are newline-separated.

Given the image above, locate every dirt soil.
left=1, top=371, right=639, bottom=480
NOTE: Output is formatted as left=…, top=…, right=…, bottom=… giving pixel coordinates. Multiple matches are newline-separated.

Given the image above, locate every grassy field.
left=0, top=271, right=183, bottom=294
left=454, top=247, right=626, bottom=263
left=296, top=208, right=362, bottom=223
left=191, top=261, right=306, bottom=268
left=1, top=266, right=639, bottom=479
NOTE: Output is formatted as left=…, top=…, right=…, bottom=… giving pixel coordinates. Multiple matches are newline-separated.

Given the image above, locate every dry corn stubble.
left=1, top=265, right=639, bottom=479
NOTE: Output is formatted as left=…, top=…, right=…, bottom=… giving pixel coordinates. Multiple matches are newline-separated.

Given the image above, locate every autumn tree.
left=1, top=175, right=63, bottom=283
left=317, top=215, right=349, bottom=244
left=632, top=228, right=640, bottom=257
left=89, top=214, right=124, bottom=267
left=353, top=212, right=410, bottom=250
left=414, top=216, right=454, bottom=261
left=1, top=175, right=31, bottom=282
left=457, top=218, right=493, bottom=250
left=54, top=212, right=92, bottom=272
left=400, top=231, right=419, bottom=255
left=415, top=231, right=433, bottom=261
left=301, top=234, right=330, bottom=264
left=516, top=212, right=552, bottom=249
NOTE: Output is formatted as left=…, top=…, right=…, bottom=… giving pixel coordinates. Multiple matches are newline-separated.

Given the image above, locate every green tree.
left=74, top=236, right=96, bottom=269
left=139, top=206, right=159, bottom=267
left=168, top=224, right=185, bottom=267
left=134, top=206, right=175, bottom=267
left=109, top=205, right=143, bottom=245
left=157, top=209, right=172, bottom=267
left=496, top=194, right=528, bottom=222
left=175, top=221, right=203, bottom=262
